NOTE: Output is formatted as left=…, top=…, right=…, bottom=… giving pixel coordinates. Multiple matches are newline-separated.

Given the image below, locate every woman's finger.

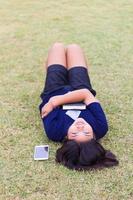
left=41, top=111, right=47, bottom=118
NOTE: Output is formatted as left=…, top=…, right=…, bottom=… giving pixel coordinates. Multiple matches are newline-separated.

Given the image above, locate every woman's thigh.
left=46, top=42, right=67, bottom=68
left=66, top=44, right=87, bottom=69
left=42, top=43, right=68, bottom=94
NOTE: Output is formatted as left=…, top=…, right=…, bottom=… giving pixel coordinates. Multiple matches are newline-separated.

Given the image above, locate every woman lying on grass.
left=39, top=43, right=118, bottom=170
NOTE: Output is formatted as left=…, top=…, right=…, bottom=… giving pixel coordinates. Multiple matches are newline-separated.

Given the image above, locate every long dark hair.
left=56, top=139, right=119, bottom=171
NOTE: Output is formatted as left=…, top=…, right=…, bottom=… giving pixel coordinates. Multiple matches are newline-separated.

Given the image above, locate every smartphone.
left=34, top=145, right=49, bottom=160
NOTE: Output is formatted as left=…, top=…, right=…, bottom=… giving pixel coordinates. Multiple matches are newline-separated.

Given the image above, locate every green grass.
left=0, top=0, right=133, bottom=199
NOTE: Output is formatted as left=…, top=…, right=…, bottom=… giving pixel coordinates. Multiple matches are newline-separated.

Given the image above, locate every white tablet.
left=34, top=145, right=49, bottom=160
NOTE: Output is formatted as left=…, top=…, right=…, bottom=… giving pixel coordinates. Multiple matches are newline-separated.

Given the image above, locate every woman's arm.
left=84, top=90, right=99, bottom=105
left=49, top=88, right=99, bottom=107
left=41, top=89, right=99, bottom=117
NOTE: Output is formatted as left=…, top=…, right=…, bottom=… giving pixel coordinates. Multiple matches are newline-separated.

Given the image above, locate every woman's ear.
left=102, top=150, right=119, bottom=167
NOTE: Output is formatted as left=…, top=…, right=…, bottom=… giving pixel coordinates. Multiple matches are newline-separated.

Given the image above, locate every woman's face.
left=67, top=118, right=94, bottom=142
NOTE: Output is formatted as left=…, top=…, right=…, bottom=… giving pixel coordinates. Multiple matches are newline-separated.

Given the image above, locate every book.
left=62, top=103, right=86, bottom=110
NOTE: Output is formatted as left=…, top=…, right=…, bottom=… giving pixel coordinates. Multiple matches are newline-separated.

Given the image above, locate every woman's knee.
left=66, top=44, right=87, bottom=69
left=66, top=43, right=81, bottom=50
left=52, top=42, right=65, bottom=49
left=46, top=42, right=66, bottom=68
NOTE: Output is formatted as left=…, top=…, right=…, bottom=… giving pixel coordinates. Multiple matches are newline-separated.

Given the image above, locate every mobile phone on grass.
left=34, top=145, right=49, bottom=160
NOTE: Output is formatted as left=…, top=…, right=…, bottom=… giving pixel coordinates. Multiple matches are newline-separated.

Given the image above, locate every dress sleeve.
left=87, top=102, right=108, bottom=139
left=41, top=107, right=66, bottom=142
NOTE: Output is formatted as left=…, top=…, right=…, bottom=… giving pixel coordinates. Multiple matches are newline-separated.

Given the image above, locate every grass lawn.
left=0, top=0, right=133, bottom=199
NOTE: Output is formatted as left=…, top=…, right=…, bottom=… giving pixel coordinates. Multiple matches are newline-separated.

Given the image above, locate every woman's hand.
left=41, top=101, right=54, bottom=118
left=84, top=90, right=99, bottom=105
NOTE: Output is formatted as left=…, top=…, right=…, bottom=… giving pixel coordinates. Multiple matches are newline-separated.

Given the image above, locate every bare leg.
left=45, top=42, right=67, bottom=70
left=66, top=44, right=88, bottom=70
left=65, top=44, right=96, bottom=95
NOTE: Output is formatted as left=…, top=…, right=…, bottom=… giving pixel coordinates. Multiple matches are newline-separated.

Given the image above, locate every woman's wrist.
left=49, top=97, right=57, bottom=109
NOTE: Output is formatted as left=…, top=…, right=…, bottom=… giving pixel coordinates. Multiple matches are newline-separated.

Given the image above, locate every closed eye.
left=71, top=132, right=78, bottom=136
left=82, top=132, right=92, bottom=136
left=71, top=132, right=91, bottom=136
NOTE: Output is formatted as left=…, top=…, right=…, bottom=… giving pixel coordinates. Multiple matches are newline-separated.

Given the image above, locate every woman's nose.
left=76, top=124, right=84, bottom=130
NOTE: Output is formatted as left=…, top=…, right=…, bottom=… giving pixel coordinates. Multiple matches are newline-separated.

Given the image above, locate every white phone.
left=34, top=145, right=49, bottom=160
